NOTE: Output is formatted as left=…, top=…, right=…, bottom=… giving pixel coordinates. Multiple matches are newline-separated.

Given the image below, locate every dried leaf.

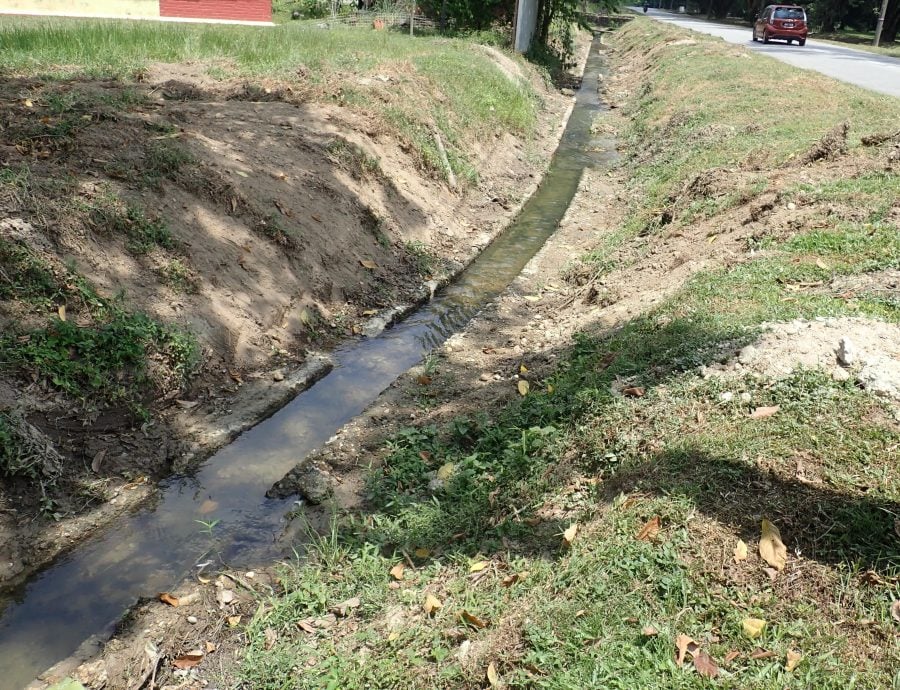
left=724, top=650, right=740, bottom=664
left=693, top=652, right=719, bottom=678
left=487, top=662, right=500, bottom=688
left=750, top=648, right=776, bottom=660
left=418, top=451, right=431, bottom=462
left=234, top=170, right=248, bottom=177
left=414, top=547, right=431, bottom=559
left=675, top=634, right=696, bottom=666
left=331, top=596, right=361, bottom=617
left=461, top=610, right=488, bottom=629
left=24, top=99, right=33, bottom=108
left=297, top=620, right=316, bottom=634
left=517, top=379, right=530, bottom=396
left=562, top=523, right=579, bottom=547
left=159, top=592, right=179, bottom=607
left=641, top=625, right=659, bottom=637
left=762, top=567, right=780, bottom=581
left=733, top=539, right=748, bottom=562
left=635, top=516, right=661, bottom=542
left=273, top=200, right=292, bottom=217
left=622, top=386, right=645, bottom=398
left=360, top=259, right=378, bottom=269
left=786, top=649, right=802, bottom=672
left=437, top=463, right=455, bottom=481
left=205, top=641, right=217, bottom=654
left=264, top=628, right=278, bottom=650
left=218, top=589, right=234, bottom=605
left=501, top=572, right=528, bottom=587
left=519, top=363, right=528, bottom=374
left=424, top=594, right=443, bottom=615
left=742, top=618, right=766, bottom=639
left=173, top=651, right=204, bottom=669
left=230, top=197, right=238, bottom=213
left=469, top=560, right=489, bottom=573
left=891, top=600, right=900, bottom=623
left=389, top=563, right=405, bottom=581
left=91, top=449, right=107, bottom=473
left=227, top=615, right=242, bottom=627
left=311, top=214, right=322, bottom=222
left=57, top=304, right=67, bottom=321
left=815, top=258, right=829, bottom=270
left=417, top=374, right=432, bottom=385
left=759, top=519, right=787, bottom=571
left=750, top=405, right=780, bottom=420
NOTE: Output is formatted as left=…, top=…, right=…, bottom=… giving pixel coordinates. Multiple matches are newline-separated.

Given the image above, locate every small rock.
left=832, top=367, right=851, bottom=382
left=273, top=370, right=285, bottom=382
left=187, top=615, right=198, bottom=624
left=719, top=391, right=734, bottom=402
left=837, top=337, right=857, bottom=366
left=479, top=372, right=491, bottom=382
left=738, top=345, right=758, bottom=365
left=740, top=392, right=752, bottom=403
left=787, top=202, right=797, bottom=211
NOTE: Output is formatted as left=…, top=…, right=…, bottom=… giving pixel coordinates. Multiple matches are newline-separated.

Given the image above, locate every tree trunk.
left=883, top=0, right=900, bottom=42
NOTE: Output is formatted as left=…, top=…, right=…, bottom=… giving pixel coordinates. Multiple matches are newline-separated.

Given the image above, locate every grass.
left=234, top=17, right=900, bottom=690
left=0, top=16, right=537, bottom=181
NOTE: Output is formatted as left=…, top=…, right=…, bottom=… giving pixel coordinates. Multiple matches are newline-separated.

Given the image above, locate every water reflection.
left=0, top=38, right=616, bottom=690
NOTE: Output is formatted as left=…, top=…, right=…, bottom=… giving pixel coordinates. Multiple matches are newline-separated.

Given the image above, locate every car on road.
left=753, top=5, right=808, bottom=45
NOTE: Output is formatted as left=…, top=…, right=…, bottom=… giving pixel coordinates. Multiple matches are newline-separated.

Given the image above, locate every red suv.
left=753, top=5, right=808, bottom=45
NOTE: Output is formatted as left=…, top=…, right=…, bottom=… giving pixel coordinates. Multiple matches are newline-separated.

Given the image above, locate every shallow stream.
left=0, top=35, right=615, bottom=689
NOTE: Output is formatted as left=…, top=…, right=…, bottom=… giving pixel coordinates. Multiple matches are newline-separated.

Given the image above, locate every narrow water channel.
left=0, top=35, right=615, bottom=689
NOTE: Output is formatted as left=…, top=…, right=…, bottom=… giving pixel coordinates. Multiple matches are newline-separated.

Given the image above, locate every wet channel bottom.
left=0, top=36, right=615, bottom=690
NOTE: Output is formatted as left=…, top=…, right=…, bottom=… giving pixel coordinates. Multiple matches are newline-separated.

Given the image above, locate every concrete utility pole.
left=874, top=0, right=889, bottom=46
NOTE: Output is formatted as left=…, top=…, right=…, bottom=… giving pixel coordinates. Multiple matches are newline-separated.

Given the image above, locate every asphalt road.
left=637, top=9, right=900, bottom=99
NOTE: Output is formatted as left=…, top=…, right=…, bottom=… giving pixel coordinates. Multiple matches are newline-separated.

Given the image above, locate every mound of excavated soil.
left=703, top=316, right=900, bottom=403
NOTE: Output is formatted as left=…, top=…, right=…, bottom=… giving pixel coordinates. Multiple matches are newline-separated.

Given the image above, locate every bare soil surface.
left=0, top=53, right=572, bottom=591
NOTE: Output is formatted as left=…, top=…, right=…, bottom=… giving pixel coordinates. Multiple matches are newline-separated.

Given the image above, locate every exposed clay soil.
left=0, top=52, right=573, bottom=591
left=28, top=26, right=900, bottom=690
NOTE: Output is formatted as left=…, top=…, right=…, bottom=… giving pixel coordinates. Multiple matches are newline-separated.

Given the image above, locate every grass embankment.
left=234, top=19, right=900, bottom=690
left=0, top=20, right=539, bottom=501
left=0, top=17, right=537, bottom=179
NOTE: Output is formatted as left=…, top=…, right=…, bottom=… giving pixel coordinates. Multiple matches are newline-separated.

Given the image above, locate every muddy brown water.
left=0, top=37, right=616, bottom=689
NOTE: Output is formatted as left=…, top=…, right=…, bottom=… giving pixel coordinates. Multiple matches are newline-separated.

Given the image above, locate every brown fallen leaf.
left=297, top=620, right=316, bottom=634
left=360, top=259, right=378, bottom=269
left=762, top=567, right=780, bottom=581
left=173, top=652, right=204, bottom=669
left=675, top=634, right=697, bottom=666
left=159, top=592, right=179, bottom=607
left=636, top=516, right=661, bottom=542
left=501, top=572, right=528, bottom=587
left=487, top=662, right=500, bottom=688
left=622, top=386, right=645, bottom=398
left=785, top=649, right=802, bottom=672
left=562, top=523, right=579, bottom=547
left=733, top=539, right=748, bottom=562
left=517, top=379, right=530, bottom=396
left=273, top=200, right=292, bottom=217
left=417, top=374, right=433, bottom=385
left=389, top=563, right=405, bottom=581
left=891, top=600, right=900, bottom=623
left=230, top=197, right=238, bottom=213
left=693, top=652, right=719, bottom=678
left=724, top=650, right=741, bottom=664
left=227, top=615, right=242, bottom=627
left=461, top=610, right=488, bottom=629
left=418, top=451, right=431, bottom=462
left=331, top=596, right=361, bottom=617
left=750, top=405, right=780, bottom=420
left=424, top=594, right=443, bottom=615
left=750, top=648, right=776, bottom=660
left=815, top=258, right=830, bottom=270
left=641, top=625, right=659, bottom=637
left=57, top=304, right=66, bottom=321
left=264, top=628, right=278, bottom=650
left=759, top=519, right=787, bottom=571
left=311, top=214, right=322, bottom=222
left=205, top=641, right=217, bottom=654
